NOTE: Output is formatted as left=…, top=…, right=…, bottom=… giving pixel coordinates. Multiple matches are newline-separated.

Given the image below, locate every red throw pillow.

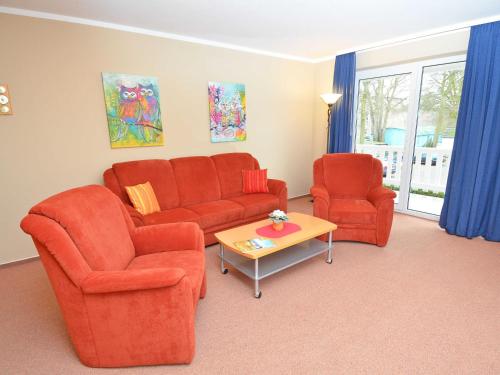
left=242, top=169, right=269, bottom=193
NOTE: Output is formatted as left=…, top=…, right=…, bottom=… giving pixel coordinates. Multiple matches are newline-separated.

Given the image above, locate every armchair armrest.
left=81, top=268, right=185, bottom=294
left=267, top=178, right=286, bottom=196
left=132, top=222, right=204, bottom=256
left=367, top=186, right=396, bottom=208
left=310, top=185, right=330, bottom=205
left=124, top=204, right=144, bottom=226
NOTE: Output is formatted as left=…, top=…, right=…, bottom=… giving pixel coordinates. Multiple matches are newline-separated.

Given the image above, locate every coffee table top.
left=215, top=212, right=337, bottom=259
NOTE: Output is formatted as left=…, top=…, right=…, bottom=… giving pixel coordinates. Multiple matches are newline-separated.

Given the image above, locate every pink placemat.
left=255, top=222, right=302, bottom=238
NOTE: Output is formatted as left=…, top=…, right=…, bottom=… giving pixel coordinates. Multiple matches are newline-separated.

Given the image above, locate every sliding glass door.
left=353, top=56, right=465, bottom=219
left=355, top=73, right=411, bottom=204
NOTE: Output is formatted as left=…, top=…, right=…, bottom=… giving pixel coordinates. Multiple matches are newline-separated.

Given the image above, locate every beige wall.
left=357, top=29, right=469, bottom=70
left=312, top=60, right=335, bottom=161
left=0, top=14, right=316, bottom=264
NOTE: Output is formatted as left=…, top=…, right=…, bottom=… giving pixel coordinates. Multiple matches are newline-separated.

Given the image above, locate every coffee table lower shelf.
left=219, top=238, right=332, bottom=298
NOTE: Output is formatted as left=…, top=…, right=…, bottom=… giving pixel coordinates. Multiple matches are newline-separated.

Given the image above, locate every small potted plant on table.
left=269, top=210, right=288, bottom=231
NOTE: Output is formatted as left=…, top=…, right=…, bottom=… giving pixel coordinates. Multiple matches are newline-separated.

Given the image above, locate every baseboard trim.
left=289, top=193, right=311, bottom=200
left=0, top=255, right=39, bottom=268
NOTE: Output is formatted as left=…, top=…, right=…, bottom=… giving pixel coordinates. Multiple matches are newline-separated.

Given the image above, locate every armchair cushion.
left=329, top=199, right=377, bottom=225
left=229, top=193, right=279, bottom=218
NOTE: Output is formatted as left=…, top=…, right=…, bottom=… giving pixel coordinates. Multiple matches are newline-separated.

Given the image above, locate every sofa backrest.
left=21, top=185, right=135, bottom=272
left=170, top=156, right=222, bottom=206
left=211, top=153, right=260, bottom=198
left=317, top=153, right=377, bottom=198
left=110, top=160, right=180, bottom=210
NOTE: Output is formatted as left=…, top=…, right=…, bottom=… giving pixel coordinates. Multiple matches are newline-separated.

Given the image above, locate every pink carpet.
left=1, top=197, right=499, bottom=374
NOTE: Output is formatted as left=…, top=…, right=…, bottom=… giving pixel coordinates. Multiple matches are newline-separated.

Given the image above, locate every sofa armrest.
left=367, top=186, right=396, bottom=208
left=310, top=185, right=330, bottom=205
left=81, top=268, right=186, bottom=294
left=124, top=204, right=144, bottom=226
left=132, top=222, right=205, bottom=256
left=267, top=178, right=288, bottom=212
left=267, top=178, right=286, bottom=195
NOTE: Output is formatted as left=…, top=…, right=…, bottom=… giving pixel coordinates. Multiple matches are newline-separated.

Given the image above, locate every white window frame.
left=352, top=54, right=466, bottom=221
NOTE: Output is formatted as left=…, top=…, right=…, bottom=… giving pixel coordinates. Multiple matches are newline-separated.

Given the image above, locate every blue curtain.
left=328, top=52, right=356, bottom=153
left=439, top=21, right=500, bottom=241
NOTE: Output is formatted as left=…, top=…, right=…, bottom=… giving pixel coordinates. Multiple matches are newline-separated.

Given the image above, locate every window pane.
left=408, top=62, right=465, bottom=215
left=355, top=73, right=411, bottom=203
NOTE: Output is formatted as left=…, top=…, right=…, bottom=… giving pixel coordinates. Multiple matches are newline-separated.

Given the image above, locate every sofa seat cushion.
left=143, top=208, right=200, bottom=226
left=329, top=199, right=377, bottom=225
left=127, top=250, right=204, bottom=304
left=229, top=193, right=279, bottom=218
left=186, top=200, right=244, bottom=229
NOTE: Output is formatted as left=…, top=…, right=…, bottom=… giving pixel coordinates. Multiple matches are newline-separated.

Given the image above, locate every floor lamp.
left=320, top=93, right=342, bottom=153
left=311, top=92, right=342, bottom=203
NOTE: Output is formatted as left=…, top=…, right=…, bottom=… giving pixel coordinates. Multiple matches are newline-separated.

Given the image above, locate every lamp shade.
left=320, top=93, right=342, bottom=105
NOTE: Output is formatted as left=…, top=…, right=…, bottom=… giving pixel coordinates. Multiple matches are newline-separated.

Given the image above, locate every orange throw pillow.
left=125, top=181, right=161, bottom=215
left=242, top=169, right=269, bottom=193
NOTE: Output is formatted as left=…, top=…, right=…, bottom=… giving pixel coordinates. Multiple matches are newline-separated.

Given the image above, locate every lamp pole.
left=326, top=104, right=333, bottom=153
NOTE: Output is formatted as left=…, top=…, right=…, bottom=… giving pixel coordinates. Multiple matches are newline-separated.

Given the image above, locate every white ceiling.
left=1, top=0, right=499, bottom=61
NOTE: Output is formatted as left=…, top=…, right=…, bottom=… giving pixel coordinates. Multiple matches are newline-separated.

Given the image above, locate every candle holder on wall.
left=0, top=84, right=13, bottom=115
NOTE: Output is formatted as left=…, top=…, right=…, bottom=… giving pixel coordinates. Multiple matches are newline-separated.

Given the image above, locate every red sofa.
left=311, top=153, right=396, bottom=246
left=103, top=153, right=287, bottom=245
left=20, top=185, right=206, bottom=367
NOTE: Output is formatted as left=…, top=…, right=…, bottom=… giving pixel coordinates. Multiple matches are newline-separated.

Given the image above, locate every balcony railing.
left=356, top=144, right=452, bottom=193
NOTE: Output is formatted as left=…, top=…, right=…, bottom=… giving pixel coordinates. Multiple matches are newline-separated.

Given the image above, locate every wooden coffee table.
left=214, top=212, right=337, bottom=298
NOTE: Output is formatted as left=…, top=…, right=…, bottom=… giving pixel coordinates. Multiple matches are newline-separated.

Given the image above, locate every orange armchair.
left=20, top=185, right=206, bottom=368
left=311, top=153, right=396, bottom=246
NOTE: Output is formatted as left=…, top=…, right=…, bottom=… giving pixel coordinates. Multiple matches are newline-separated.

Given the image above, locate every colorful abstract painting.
left=102, top=73, right=164, bottom=148
left=208, top=82, right=246, bottom=142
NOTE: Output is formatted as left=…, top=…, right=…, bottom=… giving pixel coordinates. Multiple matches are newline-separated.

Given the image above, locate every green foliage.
left=418, top=68, right=464, bottom=147
left=383, top=184, right=444, bottom=198
left=384, top=184, right=400, bottom=191
left=410, top=188, right=445, bottom=198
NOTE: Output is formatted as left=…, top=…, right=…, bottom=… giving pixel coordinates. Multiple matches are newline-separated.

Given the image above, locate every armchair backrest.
left=21, top=185, right=136, bottom=275
left=314, top=153, right=383, bottom=198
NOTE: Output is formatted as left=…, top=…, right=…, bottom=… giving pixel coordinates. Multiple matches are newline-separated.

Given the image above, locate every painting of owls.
left=102, top=73, right=164, bottom=148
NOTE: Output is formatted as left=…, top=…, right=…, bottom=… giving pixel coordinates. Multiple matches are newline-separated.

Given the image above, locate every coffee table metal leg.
left=326, top=230, right=333, bottom=264
left=254, top=258, right=261, bottom=298
left=220, top=244, right=228, bottom=274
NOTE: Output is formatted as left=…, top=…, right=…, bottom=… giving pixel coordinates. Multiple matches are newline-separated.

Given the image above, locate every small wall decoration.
left=102, top=73, right=164, bottom=148
left=208, top=82, right=246, bottom=142
left=0, top=84, right=13, bottom=115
